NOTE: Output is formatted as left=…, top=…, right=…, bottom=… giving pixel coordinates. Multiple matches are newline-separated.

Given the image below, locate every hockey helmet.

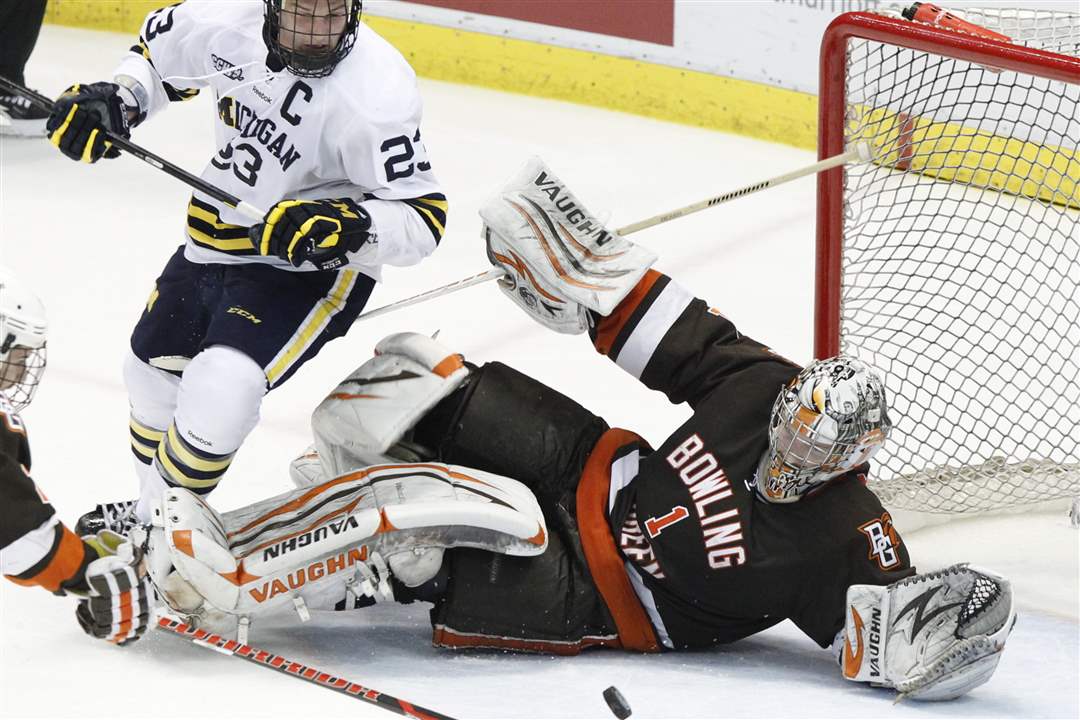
left=263, top=0, right=362, bottom=78
left=0, top=267, right=47, bottom=411
left=757, top=355, right=891, bottom=502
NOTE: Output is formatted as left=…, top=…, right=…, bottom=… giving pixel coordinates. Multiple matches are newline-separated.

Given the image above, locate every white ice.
left=1, top=25, right=1077, bottom=720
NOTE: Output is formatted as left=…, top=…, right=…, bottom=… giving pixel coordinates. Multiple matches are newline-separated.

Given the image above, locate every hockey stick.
left=615, top=142, right=871, bottom=234
left=353, top=143, right=872, bottom=322
left=0, top=77, right=265, bottom=222
left=157, top=616, right=457, bottom=720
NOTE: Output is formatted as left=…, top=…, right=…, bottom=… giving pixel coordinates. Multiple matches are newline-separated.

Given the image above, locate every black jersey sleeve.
left=0, top=404, right=52, bottom=549
left=588, top=270, right=799, bottom=408
left=1, top=402, right=93, bottom=594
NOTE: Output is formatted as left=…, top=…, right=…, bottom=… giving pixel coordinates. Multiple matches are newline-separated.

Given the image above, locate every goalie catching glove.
left=74, top=530, right=155, bottom=646
left=251, top=198, right=373, bottom=271
left=838, top=563, right=1016, bottom=701
left=480, top=157, right=657, bottom=334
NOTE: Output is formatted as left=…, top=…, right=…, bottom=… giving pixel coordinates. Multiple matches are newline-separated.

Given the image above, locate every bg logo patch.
left=859, top=512, right=901, bottom=570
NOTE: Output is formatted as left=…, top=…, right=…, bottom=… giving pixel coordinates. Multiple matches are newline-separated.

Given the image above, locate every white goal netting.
left=833, top=8, right=1079, bottom=513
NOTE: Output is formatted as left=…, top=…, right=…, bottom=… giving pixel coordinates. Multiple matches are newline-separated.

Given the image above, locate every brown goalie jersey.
left=411, top=270, right=915, bottom=653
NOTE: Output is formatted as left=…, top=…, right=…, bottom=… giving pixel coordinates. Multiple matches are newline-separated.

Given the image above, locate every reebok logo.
left=227, top=306, right=262, bottom=324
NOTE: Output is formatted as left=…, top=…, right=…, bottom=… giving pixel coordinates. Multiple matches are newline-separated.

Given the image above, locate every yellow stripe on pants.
left=265, top=269, right=358, bottom=386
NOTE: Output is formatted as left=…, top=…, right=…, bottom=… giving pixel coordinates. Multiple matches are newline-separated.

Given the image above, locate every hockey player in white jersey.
left=44, top=1, right=448, bottom=526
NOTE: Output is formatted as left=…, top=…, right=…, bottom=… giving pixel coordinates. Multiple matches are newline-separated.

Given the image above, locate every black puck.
left=603, top=686, right=632, bottom=719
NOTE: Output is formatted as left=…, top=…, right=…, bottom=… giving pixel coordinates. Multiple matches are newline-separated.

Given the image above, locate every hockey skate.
left=75, top=500, right=140, bottom=536
left=0, top=92, right=48, bottom=137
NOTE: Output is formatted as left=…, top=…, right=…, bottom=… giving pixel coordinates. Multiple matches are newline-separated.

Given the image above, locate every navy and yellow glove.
left=46, top=82, right=131, bottom=163
left=252, top=198, right=373, bottom=271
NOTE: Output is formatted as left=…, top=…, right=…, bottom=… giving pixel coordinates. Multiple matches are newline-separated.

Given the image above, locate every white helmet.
left=756, top=355, right=891, bottom=503
left=0, top=267, right=48, bottom=411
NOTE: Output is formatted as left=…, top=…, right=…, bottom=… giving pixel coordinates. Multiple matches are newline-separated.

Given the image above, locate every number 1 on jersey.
left=644, top=505, right=690, bottom=538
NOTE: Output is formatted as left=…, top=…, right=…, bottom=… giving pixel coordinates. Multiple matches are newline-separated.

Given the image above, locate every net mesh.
left=838, top=8, right=1080, bottom=513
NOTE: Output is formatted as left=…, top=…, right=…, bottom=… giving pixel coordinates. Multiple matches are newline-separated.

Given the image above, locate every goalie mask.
left=0, top=267, right=47, bottom=412
left=757, top=356, right=891, bottom=503
left=263, top=0, right=362, bottom=78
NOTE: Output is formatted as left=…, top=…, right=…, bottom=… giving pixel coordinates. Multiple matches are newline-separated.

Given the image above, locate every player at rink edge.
left=131, top=158, right=1017, bottom=702
left=43, top=0, right=447, bottom=530
left=0, top=268, right=155, bottom=645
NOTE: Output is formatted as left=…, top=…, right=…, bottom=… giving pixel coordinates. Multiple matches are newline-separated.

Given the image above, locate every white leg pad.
left=150, top=461, right=547, bottom=619
left=312, top=332, right=469, bottom=478
left=289, top=444, right=325, bottom=488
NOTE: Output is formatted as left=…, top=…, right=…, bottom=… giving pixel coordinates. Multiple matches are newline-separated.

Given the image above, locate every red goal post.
left=814, top=9, right=1079, bottom=514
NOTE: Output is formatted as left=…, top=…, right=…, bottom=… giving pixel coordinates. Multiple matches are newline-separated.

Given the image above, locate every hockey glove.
left=75, top=530, right=156, bottom=646
left=480, top=157, right=656, bottom=334
left=252, top=198, right=373, bottom=271
left=839, top=564, right=1016, bottom=701
left=46, top=83, right=131, bottom=163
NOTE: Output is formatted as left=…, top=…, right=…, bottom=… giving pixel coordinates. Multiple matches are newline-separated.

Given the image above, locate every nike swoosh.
left=843, top=606, right=865, bottom=679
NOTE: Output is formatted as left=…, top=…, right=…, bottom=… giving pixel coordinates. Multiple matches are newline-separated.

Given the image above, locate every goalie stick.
left=156, top=616, right=457, bottom=720
left=0, top=77, right=266, bottom=222
left=353, top=143, right=872, bottom=322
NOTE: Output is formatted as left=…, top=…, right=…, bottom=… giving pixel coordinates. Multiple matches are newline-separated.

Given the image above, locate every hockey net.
left=816, top=8, right=1079, bottom=514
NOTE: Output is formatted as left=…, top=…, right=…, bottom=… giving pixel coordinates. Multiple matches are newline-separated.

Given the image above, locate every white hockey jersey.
left=113, top=1, right=447, bottom=278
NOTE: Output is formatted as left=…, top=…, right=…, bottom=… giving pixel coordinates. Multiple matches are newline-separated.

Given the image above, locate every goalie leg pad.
left=839, top=563, right=1016, bottom=701
left=150, top=461, right=547, bottom=619
left=311, top=332, right=469, bottom=478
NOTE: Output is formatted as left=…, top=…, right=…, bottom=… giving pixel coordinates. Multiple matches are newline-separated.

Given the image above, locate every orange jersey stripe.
left=576, top=428, right=661, bottom=653
left=592, top=269, right=663, bottom=356
left=6, top=526, right=88, bottom=593
left=432, top=625, right=619, bottom=656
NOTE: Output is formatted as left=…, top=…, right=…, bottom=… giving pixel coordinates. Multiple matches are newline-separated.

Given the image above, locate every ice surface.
left=1, top=25, right=1076, bottom=719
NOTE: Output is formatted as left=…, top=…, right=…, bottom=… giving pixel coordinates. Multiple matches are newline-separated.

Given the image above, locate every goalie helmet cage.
left=815, top=9, right=1079, bottom=514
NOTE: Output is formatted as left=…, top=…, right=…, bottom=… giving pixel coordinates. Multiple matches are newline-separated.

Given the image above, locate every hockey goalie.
left=129, top=159, right=1014, bottom=702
